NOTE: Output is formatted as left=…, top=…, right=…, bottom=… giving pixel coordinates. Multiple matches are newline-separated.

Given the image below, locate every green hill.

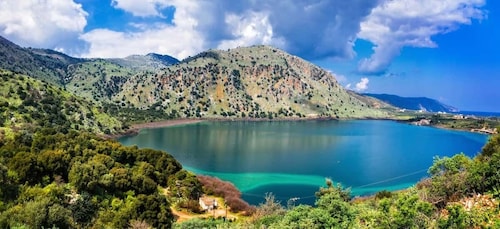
left=0, top=36, right=83, bottom=85
left=0, top=69, right=124, bottom=137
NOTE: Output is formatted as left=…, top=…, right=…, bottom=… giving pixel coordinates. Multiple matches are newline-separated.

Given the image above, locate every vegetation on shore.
left=401, top=112, right=500, bottom=134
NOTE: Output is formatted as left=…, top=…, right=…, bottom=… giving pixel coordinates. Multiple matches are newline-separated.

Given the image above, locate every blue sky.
left=0, top=0, right=498, bottom=112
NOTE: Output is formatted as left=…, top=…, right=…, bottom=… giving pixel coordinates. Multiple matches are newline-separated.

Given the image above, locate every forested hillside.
left=0, top=70, right=124, bottom=136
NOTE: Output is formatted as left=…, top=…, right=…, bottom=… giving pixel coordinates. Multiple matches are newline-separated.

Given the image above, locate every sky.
left=0, top=0, right=498, bottom=112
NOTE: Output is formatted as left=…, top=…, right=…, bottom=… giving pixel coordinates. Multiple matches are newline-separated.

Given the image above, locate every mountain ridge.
left=0, top=35, right=389, bottom=119
left=363, top=93, right=458, bottom=113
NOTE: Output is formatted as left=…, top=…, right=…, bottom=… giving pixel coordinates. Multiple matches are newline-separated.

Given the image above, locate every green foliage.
left=0, top=129, right=201, bottom=228
left=271, top=205, right=326, bottom=228
left=423, top=153, right=474, bottom=206
left=390, top=192, right=434, bottom=228
left=438, top=204, right=468, bottom=229
left=313, top=181, right=356, bottom=228
left=0, top=70, right=124, bottom=135
left=480, top=133, right=500, bottom=158
left=173, top=218, right=232, bottom=229
left=375, top=190, right=392, bottom=199
left=256, top=180, right=356, bottom=228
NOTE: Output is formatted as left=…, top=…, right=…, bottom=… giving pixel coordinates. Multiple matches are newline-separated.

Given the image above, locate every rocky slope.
left=110, top=46, right=388, bottom=119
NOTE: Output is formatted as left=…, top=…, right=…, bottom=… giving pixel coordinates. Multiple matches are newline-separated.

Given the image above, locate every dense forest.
left=0, top=129, right=202, bottom=228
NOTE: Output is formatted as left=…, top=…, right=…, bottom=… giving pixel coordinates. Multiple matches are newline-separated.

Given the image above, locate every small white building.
left=199, top=196, right=218, bottom=211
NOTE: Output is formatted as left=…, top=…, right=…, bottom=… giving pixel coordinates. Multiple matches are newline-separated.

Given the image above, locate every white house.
left=199, top=196, right=218, bottom=211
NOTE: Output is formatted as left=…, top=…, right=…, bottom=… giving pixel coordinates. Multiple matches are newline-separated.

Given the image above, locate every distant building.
left=199, top=196, right=218, bottom=211
left=413, top=119, right=431, bottom=126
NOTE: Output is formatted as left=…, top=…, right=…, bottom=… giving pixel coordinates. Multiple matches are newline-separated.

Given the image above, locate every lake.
left=119, top=120, right=488, bottom=205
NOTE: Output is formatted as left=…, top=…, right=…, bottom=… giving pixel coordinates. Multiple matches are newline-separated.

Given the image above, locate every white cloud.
left=80, top=25, right=204, bottom=59
left=0, top=0, right=87, bottom=50
left=265, top=1, right=381, bottom=60
left=111, top=0, right=170, bottom=17
left=10, top=0, right=484, bottom=69
left=357, top=0, right=486, bottom=74
left=217, top=11, right=285, bottom=50
left=82, top=0, right=381, bottom=59
left=81, top=1, right=203, bottom=59
left=355, top=78, right=369, bottom=92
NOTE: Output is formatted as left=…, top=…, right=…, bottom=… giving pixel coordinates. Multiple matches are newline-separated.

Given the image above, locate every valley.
left=0, top=35, right=499, bottom=228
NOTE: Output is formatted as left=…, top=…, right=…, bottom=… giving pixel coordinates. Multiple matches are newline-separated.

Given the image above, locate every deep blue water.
left=119, top=120, right=488, bottom=205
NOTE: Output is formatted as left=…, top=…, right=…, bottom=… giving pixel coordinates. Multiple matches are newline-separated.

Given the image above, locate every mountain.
left=363, top=93, right=459, bottom=113
left=0, top=35, right=178, bottom=86
left=0, top=36, right=389, bottom=119
left=105, top=46, right=388, bottom=119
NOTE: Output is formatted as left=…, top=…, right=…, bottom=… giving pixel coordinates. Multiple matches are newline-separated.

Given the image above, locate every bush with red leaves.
left=197, top=175, right=255, bottom=214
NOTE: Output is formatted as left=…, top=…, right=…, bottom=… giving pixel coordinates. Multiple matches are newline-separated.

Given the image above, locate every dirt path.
left=171, top=208, right=197, bottom=223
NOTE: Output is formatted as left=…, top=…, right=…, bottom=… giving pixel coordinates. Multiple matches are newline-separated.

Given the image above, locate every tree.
left=69, top=192, right=97, bottom=226
left=424, top=153, right=473, bottom=206
left=314, top=180, right=356, bottom=228
left=9, top=152, right=42, bottom=185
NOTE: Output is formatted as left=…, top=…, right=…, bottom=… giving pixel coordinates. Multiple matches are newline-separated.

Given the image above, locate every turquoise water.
left=119, top=120, right=488, bottom=205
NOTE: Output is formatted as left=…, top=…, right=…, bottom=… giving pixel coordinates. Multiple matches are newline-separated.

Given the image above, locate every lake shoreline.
left=105, top=119, right=204, bottom=139
left=110, top=114, right=495, bottom=140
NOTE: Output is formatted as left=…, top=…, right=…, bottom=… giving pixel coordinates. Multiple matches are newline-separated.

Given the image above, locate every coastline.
left=106, top=119, right=204, bottom=139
